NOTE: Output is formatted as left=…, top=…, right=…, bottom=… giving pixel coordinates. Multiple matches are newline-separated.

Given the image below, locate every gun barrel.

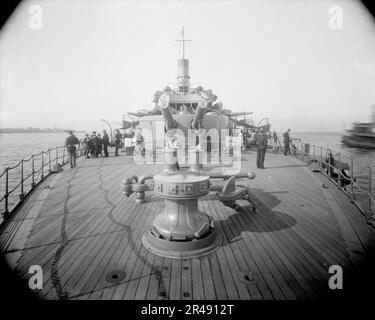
left=192, top=99, right=207, bottom=130
left=159, top=94, right=177, bottom=131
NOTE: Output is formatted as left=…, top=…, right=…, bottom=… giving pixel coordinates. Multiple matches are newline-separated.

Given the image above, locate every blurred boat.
left=342, top=105, right=375, bottom=149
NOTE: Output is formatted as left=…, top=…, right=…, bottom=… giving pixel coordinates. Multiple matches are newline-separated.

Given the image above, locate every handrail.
left=289, top=139, right=375, bottom=226
left=0, top=144, right=83, bottom=221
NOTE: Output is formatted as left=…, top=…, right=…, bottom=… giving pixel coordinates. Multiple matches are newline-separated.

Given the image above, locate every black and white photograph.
left=0, top=0, right=375, bottom=311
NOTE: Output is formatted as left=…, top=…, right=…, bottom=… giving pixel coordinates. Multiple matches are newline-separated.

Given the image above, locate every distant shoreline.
left=0, top=129, right=343, bottom=134
left=0, top=129, right=84, bottom=134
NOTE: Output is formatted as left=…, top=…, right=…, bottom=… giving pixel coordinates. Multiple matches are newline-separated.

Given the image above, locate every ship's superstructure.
left=126, top=29, right=252, bottom=162
left=122, top=30, right=257, bottom=259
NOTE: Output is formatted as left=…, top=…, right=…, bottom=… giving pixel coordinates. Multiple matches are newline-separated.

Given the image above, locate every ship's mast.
left=175, top=26, right=191, bottom=60
left=175, top=27, right=191, bottom=93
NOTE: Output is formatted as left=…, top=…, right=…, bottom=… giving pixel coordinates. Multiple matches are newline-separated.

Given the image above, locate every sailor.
left=255, top=129, right=268, bottom=169
left=135, top=128, right=145, bottom=157
left=326, top=152, right=335, bottom=177
left=97, top=133, right=103, bottom=157
left=65, top=131, right=80, bottom=168
left=241, top=130, right=246, bottom=149
left=83, top=133, right=91, bottom=158
left=283, top=129, right=291, bottom=155
left=102, top=130, right=110, bottom=157
left=114, top=129, right=122, bottom=156
left=90, top=132, right=97, bottom=158
left=272, top=131, right=279, bottom=152
left=253, top=130, right=259, bottom=147
left=167, top=135, right=180, bottom=170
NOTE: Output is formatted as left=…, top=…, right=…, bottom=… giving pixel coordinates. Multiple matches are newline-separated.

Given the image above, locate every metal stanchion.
left=31, top=155, right=35, bottom=189
left=350, top=158, right=354, bottom=201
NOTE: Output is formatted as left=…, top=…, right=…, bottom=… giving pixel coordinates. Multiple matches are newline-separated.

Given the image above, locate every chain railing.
left=0, top=145, right=83, bottom=222
left=289, top=138, right=375, bottom=226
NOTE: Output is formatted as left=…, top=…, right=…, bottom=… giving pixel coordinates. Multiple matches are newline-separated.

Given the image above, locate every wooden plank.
left=134, top=249, right=156, bottom=300
left=51, top=232, right=114, bottom=299
left=181, top=259, right=192, bottom=300
left=252, top=188, right=351, bottom=266
left=191, top=258, right=205, bottom=300
left=78, top=196, right=147, bottom=296
left=207, top=253, right=227, bottom=300
left=224, top=210, right=281, bottom=299
left=209, top=198, right=268, bottom=300
left=101, top=166, right=161, bottom=300
left=202, top=197, right=245, bottom=299
left=233, top=212, right=299, bottom=300
left=115, top=194, right=162, bottom=300
left=169, top=259, right=182, bottom=300
left=146, top=255, right=164, bottom=300
left=68, top=230, right=127, bottom=297
left=248, top=211, right=319, bottom=298
left=157, top=258, right=171, bottom=300
left=39, top=210, right=124, bottom=299
left=200, top=256, right=216, bottom=299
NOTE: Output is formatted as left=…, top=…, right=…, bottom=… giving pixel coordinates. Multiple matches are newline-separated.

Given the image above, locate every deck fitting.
left=105, top=270, right=126, bottom=284
left=141, top=171, right=222, bottom=259
left=142, top=227, right=222, bottom=259
left=238, top=270, right=258, bottom=285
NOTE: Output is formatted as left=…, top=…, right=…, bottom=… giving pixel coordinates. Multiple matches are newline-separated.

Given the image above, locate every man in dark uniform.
left=96, top=134, right=103, bottom=157
left=90, top=132, right=97, bottom=158
left=283, top=129, right=291, bottom=155
left=255, top=129, right=267, bottom=169
left=65, top=131, right=80, bottom=168
left=114, top=129, right=122, bottom=156
left=272, top=131, right=279, bottom=152
left=326, top=152, right=335, bottom=177
left=83, top=133, right=91, bottom=158
left=102, top=130, right=110, bottom=157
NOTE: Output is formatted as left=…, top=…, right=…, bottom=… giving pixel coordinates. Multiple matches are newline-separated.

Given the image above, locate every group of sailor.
left=65, top=129, right=123, bottom=168
left=250, top=128, right=292, bottom=169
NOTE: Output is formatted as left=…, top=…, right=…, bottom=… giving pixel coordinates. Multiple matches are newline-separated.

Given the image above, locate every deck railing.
left=0, top=145, right=84, bottom=222
left=289, top=139, right=375, bottom=226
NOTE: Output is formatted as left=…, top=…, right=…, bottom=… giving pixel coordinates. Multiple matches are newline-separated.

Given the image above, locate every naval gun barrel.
left=159, top=94, right=177, bottom=131
left=191, top=99, right=208, bottom=130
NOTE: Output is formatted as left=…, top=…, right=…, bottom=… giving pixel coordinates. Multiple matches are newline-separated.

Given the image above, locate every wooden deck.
left=1, top=150, right=375, bottom=300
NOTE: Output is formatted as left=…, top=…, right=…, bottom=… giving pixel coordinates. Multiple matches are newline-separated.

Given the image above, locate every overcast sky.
left=0, top=0, right=374, bottom=132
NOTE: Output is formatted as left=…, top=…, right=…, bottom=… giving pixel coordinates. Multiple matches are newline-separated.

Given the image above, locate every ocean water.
left=0, top=132, right=86, bottom=213
left=292, top=131, right=375, bottom=179
left=0, top=132, right=86, bottom=172
left=0, top=131, right=374, bottom=214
